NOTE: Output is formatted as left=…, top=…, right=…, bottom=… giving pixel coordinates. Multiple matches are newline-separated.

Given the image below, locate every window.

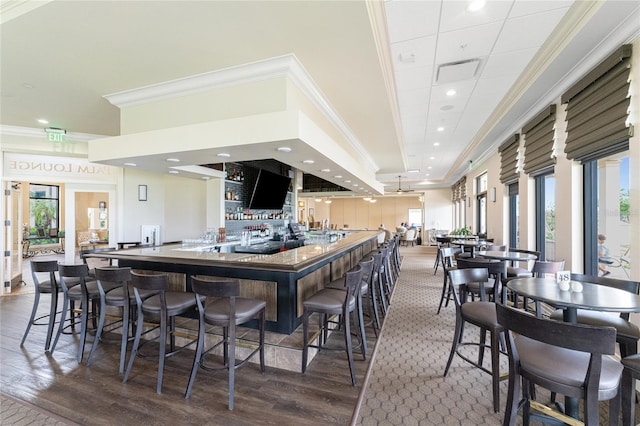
left=29, top=184, right=60, bottom=244
left=508, top=183, right=519, bottom=248
left=584, top=153, right=630, bottom=278
left=535, top=173, right=555, bottom=260
left=476, top=172, right=487, bottom=236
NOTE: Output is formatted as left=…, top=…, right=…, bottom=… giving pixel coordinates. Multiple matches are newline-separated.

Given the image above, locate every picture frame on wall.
left=138, top=185, right=147, bottom=201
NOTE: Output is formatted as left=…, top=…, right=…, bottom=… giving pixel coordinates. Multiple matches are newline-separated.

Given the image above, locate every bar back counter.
left=87, top=231, right=381, bottom=335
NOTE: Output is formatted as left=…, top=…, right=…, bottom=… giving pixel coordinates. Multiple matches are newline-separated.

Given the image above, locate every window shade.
left=451, top=176, right=466, bottom=202
left=523, top=105, right=556, bottom=176
left=562, top=45, right=631, bottom=163
left=499, top=134, right=520, bottom=184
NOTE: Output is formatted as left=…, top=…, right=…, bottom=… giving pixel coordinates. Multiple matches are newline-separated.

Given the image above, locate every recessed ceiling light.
left=428, top=166, right=433, bottom=170
left=169, top=170, right=179, bottom=174
left=202, top=176, right=211, bottom=180
left=363, top=197, right=371, bottom=201
left=433, top=142, right=440, bottom=147
left=277, top=147, right=292, bottom=153
left=429, top=156, right=435, bottom=160
left=166, top=158, right=180, bottom=162
left=37, top=118, right=49, bottom=124
left=123, top=162, right=137, bottom=167
left=22, top=83, right=34, bottom=89
left=408, top=169, right=420, bottom=173
left=302, top=160, right=314, bottom=164
left=369, top=198, right=377, bottom=203
left=344, top=180, right=351, bottom=183
left=425, top=174, right=430, bottom=177
left=353, top=183, right=358, bottom=187
left=217, top=153, right=231, bottom=158
left=334, top=175, right=342, bottom=179
left=446, top=89, right=456, bottom=96
left=315, top=198, right=322, bottom=202
left=467, top=0, right=486, bottom=12
left=437, top=127, right=445, bottom=132
left=320, top=168, right=330, bottom=172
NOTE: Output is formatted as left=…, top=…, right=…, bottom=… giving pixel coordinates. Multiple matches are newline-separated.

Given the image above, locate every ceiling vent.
left=436, top=58, right=481, bottom=84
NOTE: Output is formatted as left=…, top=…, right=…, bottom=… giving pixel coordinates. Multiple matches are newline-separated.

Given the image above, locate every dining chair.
left=621, top=353, right=640, bottom=426
left=505, top=248, right=540, bottom=279
left=433, top=236, right=450, bottom=275
left=444, top=267, right=505, bottom=412
left=549, top=273, right=640, bottom=358
left=301, top=266, right=364, bottom=386
left=455, top=257, right=507, bottom=303
left=496, top=303, right=622, bottom=426
left=123, top=272, right=202, bottom=394
left=436, top=247, right=460, bottom=314
left=21, top=260, right=60, bottom=351
left=185, top=277, right=266, bottom=410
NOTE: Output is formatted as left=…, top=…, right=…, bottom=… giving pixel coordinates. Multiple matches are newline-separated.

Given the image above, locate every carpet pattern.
left=354, top=245, right=634, bottom=425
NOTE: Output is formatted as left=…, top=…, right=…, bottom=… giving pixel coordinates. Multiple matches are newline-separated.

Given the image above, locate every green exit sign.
left=47, top=132, right=66, bottom=142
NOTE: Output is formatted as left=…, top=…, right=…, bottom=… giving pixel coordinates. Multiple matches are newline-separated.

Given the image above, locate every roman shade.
left=499, top=134, right=520, bottom=184
left=451, top=176, right=466, bottom=202
left=523, top=105, right=556, bottom=176
left=562, top=45, right=632, bottom=163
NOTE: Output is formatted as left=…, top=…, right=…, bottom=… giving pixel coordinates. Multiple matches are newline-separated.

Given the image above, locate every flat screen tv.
left=247, top=169, right=291, bottom=210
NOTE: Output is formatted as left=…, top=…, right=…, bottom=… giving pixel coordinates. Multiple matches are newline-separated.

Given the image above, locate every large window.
left=476, top=172, right=488, bottom=236
left=508, top=183, right=519, bottom=248
left=584, top=153, right=630, bottom=278
left=535, top=173, right=555, bottom=260
left=29, top=184, right=60, bottom=243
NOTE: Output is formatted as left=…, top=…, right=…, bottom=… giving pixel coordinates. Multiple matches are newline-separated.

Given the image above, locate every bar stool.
left=621, top=354, right=640, bottom=426
left=50, top=264, right=108, bottom=363
left=185, top=277, right=266, bottom=410
left=86, top=266, right=133, bottom=373
left=123, top=272, right=202, bottom=394
left=21, top=260, right=60, bottom=351
left=301, top=266, right=364, bottom=385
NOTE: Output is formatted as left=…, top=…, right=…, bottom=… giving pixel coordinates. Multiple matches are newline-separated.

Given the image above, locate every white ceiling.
left=1, top=0, right=639, bottom=196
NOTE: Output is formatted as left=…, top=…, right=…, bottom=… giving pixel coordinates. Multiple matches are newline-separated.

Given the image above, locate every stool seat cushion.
left=549, top=309, right=640, bottom=340
left=204, top=297, right=266, bottom=324
left=461, top=301, right=500, bottom=328
left=303, top=288, right=355, bottom=312
left=67, top=279, right=102, bottom=299
left=105, top=288, right=154, bottom=305
left=516, top=335, right=623, bottom=395
left=143, top=292, right=202, bottom=317
left=36, top=280, right=58, bottom=293
left=507, top=266, right=533, bottom=278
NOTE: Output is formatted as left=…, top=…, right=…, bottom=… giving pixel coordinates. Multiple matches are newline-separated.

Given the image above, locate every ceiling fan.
left=396, top=175, right=414, bottom=193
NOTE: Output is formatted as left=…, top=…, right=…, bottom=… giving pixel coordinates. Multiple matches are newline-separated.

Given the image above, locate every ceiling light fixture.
left=446, top=89, right=456, bottom=96
left=467, top=0, right=486, bottom=12
left=169, top=170, right=179, bottom=174
left=277, top=147, right=291, bottom=152
left=433, top=142, right=440, bottom=146
left=124, top=162, right=137, bottom=167
left=37, top=118, right=49, bottom=124
left=315, top=198, right=322, bottom=202
left=363, top=197, right=371, bottom=201
left=217, top=153, right=231, bottom=158
left=166, top=158, right=180, bottom=162
left=302, top=160, right=314, bottom=164
left=344, top=180, right=351, bottom=183
left=334, top=175, right=342, bottom=179
left=437, top=127, right=444, bottom=132
left=324, top=198, right=332, bottom=204
left=408, top=169, right=420, bottom=173
left=369, top=197, right=377, bottom=203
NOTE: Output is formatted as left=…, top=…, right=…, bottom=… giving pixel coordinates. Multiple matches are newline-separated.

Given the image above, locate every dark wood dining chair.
left=444, top=267, right=505, bottom=413
left=21, top=260, right=60, bottom=351
left=497, top=303, right=622, bottom=426
left=436, top=246, right=461, bottom=314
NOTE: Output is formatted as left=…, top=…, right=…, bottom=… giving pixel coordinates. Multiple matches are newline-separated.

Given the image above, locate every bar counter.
left=87, top=230, right=381, bottom=334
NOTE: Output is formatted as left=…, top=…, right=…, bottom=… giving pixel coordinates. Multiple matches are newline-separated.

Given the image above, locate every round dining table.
left=477, top=250, right=537, bottom=263
left=507, top=276, right=640, bottom=419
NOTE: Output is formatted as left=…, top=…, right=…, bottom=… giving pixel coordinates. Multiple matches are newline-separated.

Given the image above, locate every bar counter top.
left=91, top=230, right=382, bottom=273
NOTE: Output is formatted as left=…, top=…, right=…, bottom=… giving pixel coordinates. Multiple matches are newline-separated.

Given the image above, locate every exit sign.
left=47, top=132, right=66, bottom=142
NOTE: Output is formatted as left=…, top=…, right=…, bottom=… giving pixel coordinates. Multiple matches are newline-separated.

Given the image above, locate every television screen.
left=247, top=169, right=291, bottom=210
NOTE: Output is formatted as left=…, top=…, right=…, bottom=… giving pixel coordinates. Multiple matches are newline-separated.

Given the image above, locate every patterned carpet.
left=353, top=245, right=633, bottom=425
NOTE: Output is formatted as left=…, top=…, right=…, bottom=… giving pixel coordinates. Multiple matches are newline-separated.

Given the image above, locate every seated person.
left=597, top=234, right=614, bottom=276
left=396, top=223, right=407, bottom=235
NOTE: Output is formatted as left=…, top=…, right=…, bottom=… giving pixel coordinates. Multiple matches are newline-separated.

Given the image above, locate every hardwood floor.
left=1, top=292, right=377, bottom=425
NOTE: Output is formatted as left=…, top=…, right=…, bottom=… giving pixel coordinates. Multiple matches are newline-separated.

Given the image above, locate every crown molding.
left=103, top=54, right=379, bottom=174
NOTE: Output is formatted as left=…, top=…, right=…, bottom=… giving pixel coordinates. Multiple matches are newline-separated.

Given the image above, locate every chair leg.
left=343, top=306, right=356, bottom=386
left=259, top=310, right=265, bottom=373
left=77, top=296, right=90, bottom=364
left=301, top=309, right=310, bottom=373
left=609, top=389, right=621, bottom=426
left=156, top=313, right=168, bottom=394
left=21, top=290, right=41, bottom=348
left=503, top=364, right=520, bottom=426
left=49, top=294, right=70, bottom=355
left=86, top=295, right=106, bottom=366
left=228, top=319, right=236, bottom=410
left=622, top=370, right=636, bottom=426
left=444, top=315, right=463, bottom=377
left=490, top=330, right=501, bottom=413
left=118, top=303, right=130, bottom=374
left=356, top=292, right=367, bottom=356
left=185, top=315, right=205, bottom=399
left=368, top=284, right=381, bottom=335
left=123, top=305, right=144, bottom=384
left=437, top=275, right=449, bottom=314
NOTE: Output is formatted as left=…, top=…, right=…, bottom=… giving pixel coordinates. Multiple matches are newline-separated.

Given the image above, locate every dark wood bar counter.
left=86, top=231, right=381, bottom=334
